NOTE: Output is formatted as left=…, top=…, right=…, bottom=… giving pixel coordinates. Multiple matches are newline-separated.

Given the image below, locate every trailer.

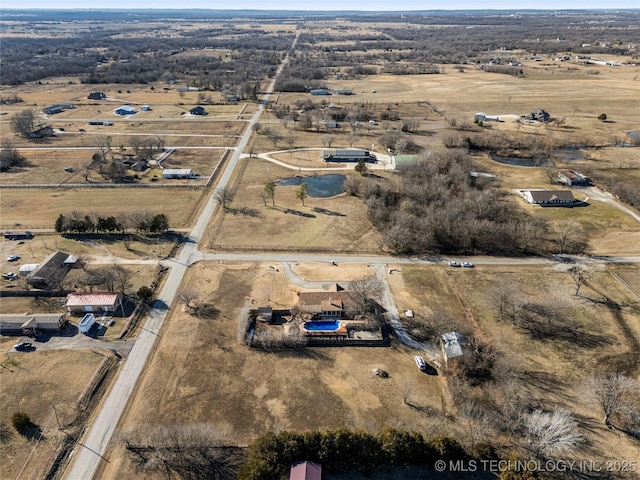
left=78, top=313, right=95, bottom=334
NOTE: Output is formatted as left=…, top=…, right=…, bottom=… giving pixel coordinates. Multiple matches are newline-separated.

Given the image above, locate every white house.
left=66, top=292, right=123, bottom=315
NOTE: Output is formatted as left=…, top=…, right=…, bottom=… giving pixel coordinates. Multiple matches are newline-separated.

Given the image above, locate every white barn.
left=162, top=168, right=195, bottom=179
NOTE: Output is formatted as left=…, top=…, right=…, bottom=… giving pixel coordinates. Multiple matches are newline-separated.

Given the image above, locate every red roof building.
left=65, top=292, right=123, bottom=315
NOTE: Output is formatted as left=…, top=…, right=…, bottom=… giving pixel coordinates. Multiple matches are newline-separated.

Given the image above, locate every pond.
left=278, top=174, right=347, bottom=198
left=490, top=153, right=554, bottom=167
left=551, top=148, right=584, bottom=162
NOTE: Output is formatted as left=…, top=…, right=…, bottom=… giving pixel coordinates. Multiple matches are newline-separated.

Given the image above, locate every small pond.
left=551, top=148, right=584, bottom=162
left=278, top=174, right=346, bottom=198
left=490, top=153, right=554, bottom=167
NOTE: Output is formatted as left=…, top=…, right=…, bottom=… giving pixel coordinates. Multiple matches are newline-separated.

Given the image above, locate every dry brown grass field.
left=0, top=187, right=205, bottom=230
left=395, top=263, right=640, bottom=464
left=207, top=158, right=382, bottom=252
left=0, top=349, right=110, bottom=480
left=99, top=262, right=446, bottom=479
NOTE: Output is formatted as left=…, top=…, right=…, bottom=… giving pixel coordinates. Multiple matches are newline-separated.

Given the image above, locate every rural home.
left=297, top=284, right=352, bottom=319
left=162, top=168, right=195, bottom=179
left=0, top=313, right=67, bottom=336
left=310, top=88, right=330, bottom=96
left=519, top=189, right=576, bottom=206
left=87, top=92, right=107, bottom=100
left=440, top=331, right=468, bottom=366
left=290, top=461, right=322, bottom=480
left=122, top=156, right=148, bottom=172
left=190, top=106, right=207, bottom=116
left=27, top=251, right=78, bottom=289
left=115, top=105, right=136, bottom=115
left=558, top=170, right=588, bottom=186
left=43, top=105, right=64, bottom=115
left=65, top=292, right=123, bottom=315
left=322, top=149, right=377, bottom=163
left=524, top=109, right=551, bottom=122
left=27, top=126, right=55, bottom=139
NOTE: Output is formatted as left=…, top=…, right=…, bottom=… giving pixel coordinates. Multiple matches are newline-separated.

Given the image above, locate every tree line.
left=358, top=151, right=550, bottom=255
left=54, top=211, right=168, bottom=234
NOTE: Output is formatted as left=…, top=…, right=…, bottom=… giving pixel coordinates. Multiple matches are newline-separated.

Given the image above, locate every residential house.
left=27, top=251, right=78, bottom=289
left=190, top=106, right=207, bottom=116
left=161, top=168, right=195, bottom=179
left=27, top=126, right=55, bottom=139
left=297, top=284, right=352, bottom=319
left=65, top=292, right=124, bottom=315
left=525, top=109, right=551, bottom=122
left=290, top=461, right=322, bottom=480
left=519, top=189, right=576, bottom=206
left=115, top=105, right=136, bottom=115
left=0, top=313, right=67, bottom=336
left=87, top=92, right=107, bottom=100
left=322, top=149, right=376, bottom=163
left=558, top=170, right=588, bottom=186
left=43, top=105, right=64, bottom=115
left=122, top=156, right=148, bottom=172
left=310, top=89, right=330, bottom=96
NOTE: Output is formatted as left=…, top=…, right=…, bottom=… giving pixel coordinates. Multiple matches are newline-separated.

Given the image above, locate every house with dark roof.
left=290, top=461, right=322, bottom=480
left=115, top=105, right=136, bottom=115
left=519, top=189, right=576, bottom=206
left=322, top=149, right=377, bottom=163
left=27, top=251, right=77, bottom=288
left=297, top=284, right=353, bottom=319
left=190, top=106, right=207, bottom=116
left=27, top=126, right=55, bottom=139
left=88, top=92, right=107, bottom=100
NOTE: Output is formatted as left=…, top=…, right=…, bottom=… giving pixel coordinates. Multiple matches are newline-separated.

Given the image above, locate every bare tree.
left=349, top=275, right=383, bottom=315
left=10, top=109, right=35, bottom=137
left=266, top=129, right=283, bottom=147
left=214, top=187, right=234, bottom=211
left=556, top=221, right=584, bottom=254
left=523, top=407, right=582, bottom=458
left=264, top=181, right=276, bottom=206
left=585, top=372, right=639, bottom=429
left=0, top=140, right=24, bottom=170
left=321, top=134, right=335, bottom=148
left=96, top=135, right=113, bottom=162
left=569, top=263, right=589, bottom=295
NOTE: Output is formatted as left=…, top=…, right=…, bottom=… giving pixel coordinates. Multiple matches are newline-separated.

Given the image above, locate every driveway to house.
left=584, top=186, right=640, bottom=223
left=64, top=26, right=301, bottom=480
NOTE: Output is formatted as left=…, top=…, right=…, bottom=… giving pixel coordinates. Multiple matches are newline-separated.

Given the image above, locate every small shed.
left=141, top=105, right=152, bottom=111
left=78, top=313, right=96, bottom=334
left=88, top=92, right=106, bottom=100
left=290, top=461, right=322, bottom=480
left=162, top=168, right=195, bottom=179
left=558, top=170, right=588, bottom=186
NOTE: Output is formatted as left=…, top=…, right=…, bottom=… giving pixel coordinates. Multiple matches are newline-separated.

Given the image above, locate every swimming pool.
left=304, top=320, right=341, bottom=331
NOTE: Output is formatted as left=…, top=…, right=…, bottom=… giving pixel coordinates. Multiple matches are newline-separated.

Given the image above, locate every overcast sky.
left=1, top=1, right=638, bottom=10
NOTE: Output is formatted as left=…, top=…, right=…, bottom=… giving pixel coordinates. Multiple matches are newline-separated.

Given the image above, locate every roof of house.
left=28, top=251, right=76, bottom=284
left=290, top=461, right=322, bottom=480
left=528, top=190, right=575, bottom=203
left=298, top=290, right=351, bottom=312
left=66, top=292, right=121, bottom=307
left=441, top=331, right=465, bottom=359
left=334, top=149, right=370, bottom=157
left=115, top=105, right=136, bottom=113
left=0, top=313, right=65, bottom=329
left=559, top=170, right=585, bottom=181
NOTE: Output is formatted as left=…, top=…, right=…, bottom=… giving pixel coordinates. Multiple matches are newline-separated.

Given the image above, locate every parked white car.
left=462, top=262, right=475, bottom=268
left=7, top=254, right=20, bottom=262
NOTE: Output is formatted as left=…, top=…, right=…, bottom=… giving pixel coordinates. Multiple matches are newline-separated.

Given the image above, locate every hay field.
left=99, top=262, right=444, bottom=479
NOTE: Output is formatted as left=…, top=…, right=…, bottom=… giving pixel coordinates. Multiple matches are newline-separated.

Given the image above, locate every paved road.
left=64, top=27, right=300, bottom=480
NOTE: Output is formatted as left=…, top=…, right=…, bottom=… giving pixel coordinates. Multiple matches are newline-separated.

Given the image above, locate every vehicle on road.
left=6, top=254, right=20, bottom=262
left=14, top=342, right=33, bottom=351
left=415, top=355, right=427, bottom=371
left=448, top=261, right=460, bottom=267
left=2, top=272, right=18, bottom=280
left=462, top=262, right=475, bottom=268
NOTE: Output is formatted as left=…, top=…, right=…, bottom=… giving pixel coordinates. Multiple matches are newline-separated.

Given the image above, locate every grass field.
left=99, top=262, right=446, bottom=479
left=0, top=349, right=110, bottom=480
left=207, top=158, right=382, bottom=252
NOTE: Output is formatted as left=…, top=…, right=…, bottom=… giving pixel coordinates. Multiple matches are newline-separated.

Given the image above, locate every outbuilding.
left=189, top=106, right=207, bottom=116
left=161, top=168, right=195, bottom=179
left=115, top=105, right=136, bottom=115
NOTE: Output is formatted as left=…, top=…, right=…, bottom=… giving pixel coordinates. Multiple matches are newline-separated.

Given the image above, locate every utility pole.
left=52, top=403, right=62, bottom=430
